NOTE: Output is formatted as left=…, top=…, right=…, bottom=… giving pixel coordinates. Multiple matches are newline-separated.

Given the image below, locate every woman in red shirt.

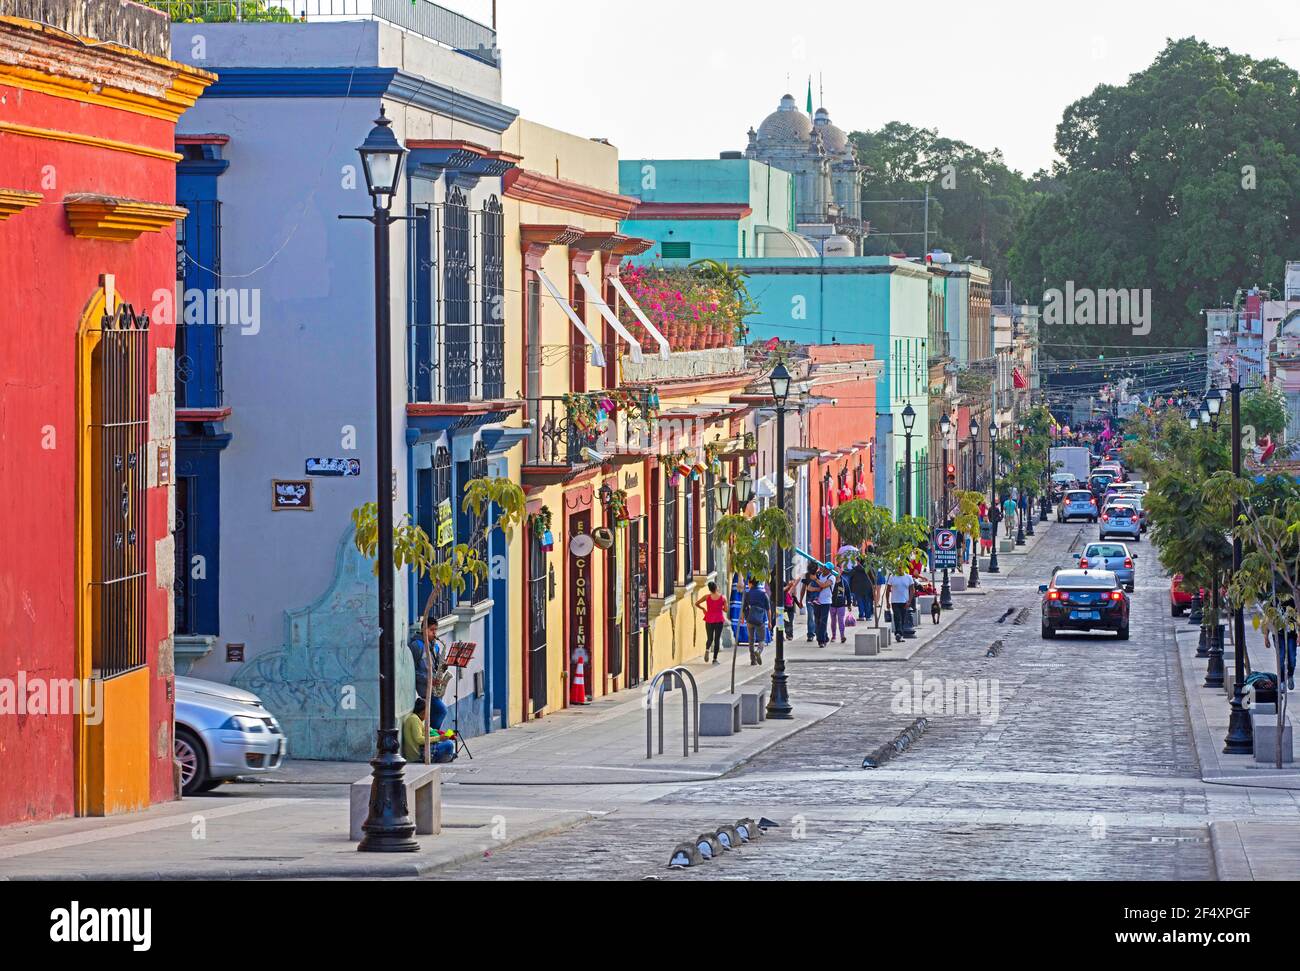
left=696, top=581, right=729, bottom=664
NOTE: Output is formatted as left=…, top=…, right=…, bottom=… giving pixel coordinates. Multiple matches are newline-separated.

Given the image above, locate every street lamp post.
left=967, top=418, right=981, bottom=589
left=939, top=413, right=954, bottom=610
left=767, top=363, right=793, bottom=720
left=1013, top=426, right=1024, bottom=545
left=347, top=108, right=418, bottom=854
left=1203, top=400, right=1226, bottom=688
left=1223, top=382, right=1253, bottom=754
left=902, top=403, right=917, bottom=519
left=987, top=425, right=1001, bottom=574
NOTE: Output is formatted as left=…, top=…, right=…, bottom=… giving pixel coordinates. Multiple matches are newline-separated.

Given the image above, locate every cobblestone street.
left=434, top=520, right=1286, bottom=881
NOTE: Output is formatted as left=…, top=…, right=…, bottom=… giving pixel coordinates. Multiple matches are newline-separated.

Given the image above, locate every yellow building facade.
left=498, top=119, right=756, bottom=722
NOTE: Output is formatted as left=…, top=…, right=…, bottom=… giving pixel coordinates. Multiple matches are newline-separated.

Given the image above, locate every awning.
left=785, top=447, right=821, bottom=466
left=574, top=272, right=643, bottom=364
left=609, top=276, right=670, bottom=361
left=535, top=267, right=605, bottom=369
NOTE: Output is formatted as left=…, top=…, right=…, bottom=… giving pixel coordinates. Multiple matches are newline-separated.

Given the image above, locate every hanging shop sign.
left=569, top=510, right=592, bottom=697
left=436, top=498, right=454, bottom=548
left=591, top=526, right=615, bottom=550
left=272, top=480, right=312, bottom=511
left=306, top=457, right=362, bottom=478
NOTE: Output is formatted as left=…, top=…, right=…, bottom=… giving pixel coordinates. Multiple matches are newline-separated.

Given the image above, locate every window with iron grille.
left=443, top=187, right=473, bottom=403
left=480, top=195, right=505, bottom=399
left=705, top=470, right=716, bottom=573
left=417, top=446, right=455, bottom=622
left=175, top=199, right=223, bottom=410
left=174, top=476, right=196, bottom=637
left=410, top=205, right=438, bottom=402
left=466, top=440, right=489, bottom=605
left=663, top=471, right=678, bottom=597
left=94, top=305, right=150, bottom=679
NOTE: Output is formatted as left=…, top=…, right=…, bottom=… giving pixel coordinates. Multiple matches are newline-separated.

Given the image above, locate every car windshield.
left=1054, top=572, right=1119, bottom=590
left=1085, top=545, right=1127, bottom=558
left=1065, top=491, right=1092, bottom=501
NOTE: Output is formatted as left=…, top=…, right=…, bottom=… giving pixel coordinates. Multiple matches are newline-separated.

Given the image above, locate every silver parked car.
left=174, top=676, right=288, bottom=796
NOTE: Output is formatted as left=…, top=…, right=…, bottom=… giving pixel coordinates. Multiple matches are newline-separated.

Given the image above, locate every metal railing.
left=645, top=666, right=699, bottom=759
left=141, top=0, right=499, bottom=65
left=523, top=393, right=654, bottom=469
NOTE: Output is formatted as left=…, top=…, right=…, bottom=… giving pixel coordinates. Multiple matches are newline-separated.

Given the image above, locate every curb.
left=1208, top=821, right=1254, bottom=881
left=2, top=811, right=594, bottom=882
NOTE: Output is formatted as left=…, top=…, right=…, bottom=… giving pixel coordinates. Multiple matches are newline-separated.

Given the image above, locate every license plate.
left=1070, top=610, right=1100, bottom=621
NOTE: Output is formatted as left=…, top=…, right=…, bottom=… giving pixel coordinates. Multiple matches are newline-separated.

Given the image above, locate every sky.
left=438, top=0, right=1300, bottom=176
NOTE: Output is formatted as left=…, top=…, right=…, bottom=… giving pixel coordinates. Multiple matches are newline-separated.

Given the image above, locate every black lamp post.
left=716, top=477, right=734, bottom=517
left=767, top=362, right=793, bottom=720
left=348, top=108, right=418, bottom=853
left=988, top=425, right=1000, bottom=574
left=939, top=412, right=954, bottom=610
left=1015, top=424, right=1027, bottom=546
left=901, top=403, right=917, bottom=519
left=1222, top=382, right=1253, bottom=754
left=1202, top=398, right=1227, bottom=687
left=735, top=468, right=754, bottom=513
left=967, top=417, right=981, bottom=589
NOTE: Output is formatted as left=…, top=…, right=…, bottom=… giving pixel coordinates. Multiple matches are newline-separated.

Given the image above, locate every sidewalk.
left=1172, top=608, right=1300, bottom=881
left=0, top=654, right=834, bottom=879
left=0, top=794, right=591, bottom=881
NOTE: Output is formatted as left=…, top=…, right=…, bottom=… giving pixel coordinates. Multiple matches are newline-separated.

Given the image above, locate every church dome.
left=813, top=107, right=849, bottom=155
left=757, top=94, right=812, bottom=145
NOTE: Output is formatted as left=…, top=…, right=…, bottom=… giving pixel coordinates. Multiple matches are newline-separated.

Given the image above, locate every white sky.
left=439, top=0, right=1300, bottom=177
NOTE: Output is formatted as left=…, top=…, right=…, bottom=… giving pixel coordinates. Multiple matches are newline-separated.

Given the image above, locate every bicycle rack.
left=645, top=665, right=700, bottom=759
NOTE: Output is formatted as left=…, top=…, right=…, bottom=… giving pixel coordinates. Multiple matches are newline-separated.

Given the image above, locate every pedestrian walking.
left=782, top=575, right=802, bottom=639
left=811, top=565, right=834, bottom=648
left=830, top=570, right=850, bottom=643
left=885, top=570, right=915, bottom=643
left=695, top=581, right=728, bottom=664
left=742, top=577, right=771, bottom=666
left=1002, top=495, right=1018, bottom=538
left=847, top=559, right=875, bottom=621
left=799, top=562, right=818, bottom=642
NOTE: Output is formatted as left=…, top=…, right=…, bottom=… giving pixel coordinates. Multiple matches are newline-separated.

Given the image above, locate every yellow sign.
left=437, top=498, right=454, bottom=548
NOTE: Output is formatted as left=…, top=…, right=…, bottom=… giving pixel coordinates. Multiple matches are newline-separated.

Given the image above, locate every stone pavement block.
left=349, top=764, right=441, bottom=842
left=739, top=688, right=768, bottom=725
left=700, top=694, right=742, bottom=736
left=855, top=629, right=881, bottom=656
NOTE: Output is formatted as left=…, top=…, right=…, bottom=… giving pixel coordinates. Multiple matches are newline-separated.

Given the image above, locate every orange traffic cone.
left=570, top=656, right=588, bottom=706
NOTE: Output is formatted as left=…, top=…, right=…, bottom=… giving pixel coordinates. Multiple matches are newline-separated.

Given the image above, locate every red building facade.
left=806, top=346, right=880, bottom=559
left=0, top=1, right=212, bottom=824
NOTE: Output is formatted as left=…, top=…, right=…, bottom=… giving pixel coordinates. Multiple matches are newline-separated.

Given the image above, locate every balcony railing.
left=141, top=0, right=499, bottom=65
left=524, top=394, right=655, bottom=469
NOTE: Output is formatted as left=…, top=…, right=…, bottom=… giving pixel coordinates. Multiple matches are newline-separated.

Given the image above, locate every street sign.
left=932, top=529, right=960, bottom=570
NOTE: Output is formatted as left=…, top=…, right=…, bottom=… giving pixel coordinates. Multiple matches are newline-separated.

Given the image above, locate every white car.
left=174, top=677, right=288, bottom=796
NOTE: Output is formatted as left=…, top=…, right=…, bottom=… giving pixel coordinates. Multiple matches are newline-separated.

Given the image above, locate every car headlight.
left=221, top=715, right=266, bottom=733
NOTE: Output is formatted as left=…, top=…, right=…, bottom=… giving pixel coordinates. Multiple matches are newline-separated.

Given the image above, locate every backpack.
left=743, top=590, right=768, bottom=627
left=831, top=579, right=848, bottom=608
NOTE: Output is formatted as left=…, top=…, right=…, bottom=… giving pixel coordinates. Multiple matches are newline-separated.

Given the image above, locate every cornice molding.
left=627, top=202, right=754, bottom=221
left=0, top=121, right=182, bottom=162
left=504, top=168, right=638, bottom=221
left=0, top=188, right=43, bottom=222
left=201, top=67, right=519, bottom=133
left=64, top=194, right=188, bottom=242
left=521, top=223, right=583, bottom=270
left=0, top=15, right=215, bottom=123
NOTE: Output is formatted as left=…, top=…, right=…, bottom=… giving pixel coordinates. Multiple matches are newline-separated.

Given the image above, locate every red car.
left=1170, top=574, right=1203, bottom=617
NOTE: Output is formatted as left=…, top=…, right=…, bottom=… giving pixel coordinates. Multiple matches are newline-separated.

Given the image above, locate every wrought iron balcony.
left=524, top=394, right=655, bottom=471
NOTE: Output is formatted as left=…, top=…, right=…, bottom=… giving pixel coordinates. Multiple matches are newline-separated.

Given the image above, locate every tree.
left=714, top=508, right=794, bottom=690
left=1204, top=471, right=1300, bottom=768
left=351, top=477, right=525, bottom=761
left=849, top=122, right=1038, bottom=286
left=1011, top=38, right=1300, bottom=358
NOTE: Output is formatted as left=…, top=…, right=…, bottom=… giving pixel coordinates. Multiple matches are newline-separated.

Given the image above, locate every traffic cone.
left=570, top=656, right=588, bottom=706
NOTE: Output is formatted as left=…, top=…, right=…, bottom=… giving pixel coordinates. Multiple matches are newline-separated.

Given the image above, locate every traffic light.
left=946, top=464, right=957, bottom=488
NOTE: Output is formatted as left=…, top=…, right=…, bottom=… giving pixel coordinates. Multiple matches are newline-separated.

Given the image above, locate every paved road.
left=435, top=521, right=1224, bottom=880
